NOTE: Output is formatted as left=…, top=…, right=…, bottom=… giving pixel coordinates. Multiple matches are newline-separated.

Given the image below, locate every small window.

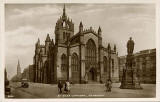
left=61, top=54, right=67, bottom=71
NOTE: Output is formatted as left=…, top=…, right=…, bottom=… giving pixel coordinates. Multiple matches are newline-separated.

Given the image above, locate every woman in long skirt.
left=66, top=81, right=70, bottom=93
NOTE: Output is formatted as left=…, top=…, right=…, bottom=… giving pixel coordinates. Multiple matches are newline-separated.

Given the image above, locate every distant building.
left=29, top=65, right=34, bottom=82
left=18, top=65, right=34, bottom=82
left=22, top=67, right=29, bottom=80
left=5, top=68, right=10, bottom=89
left=17, top=60, right=21, bottom=76
left=119, top=48, right=156, bottom=84
left=11, top=60, right=22, bottom=82
left=32, top=5, right=119, bottom=84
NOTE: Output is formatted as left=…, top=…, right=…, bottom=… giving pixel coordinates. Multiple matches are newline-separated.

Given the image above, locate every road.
left=8, top=82, right=156, bottom=98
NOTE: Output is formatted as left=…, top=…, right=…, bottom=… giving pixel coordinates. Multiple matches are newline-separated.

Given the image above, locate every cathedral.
left=33, top=5, right=119, bottom=84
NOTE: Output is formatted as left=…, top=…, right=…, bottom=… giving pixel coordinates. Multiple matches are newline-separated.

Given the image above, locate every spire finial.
left=63, top=4, right=66, bottom=17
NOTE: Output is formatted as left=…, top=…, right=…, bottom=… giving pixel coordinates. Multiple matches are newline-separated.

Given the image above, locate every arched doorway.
left=88, top=68, right=96, bottom=81
left=71, top=53, right=80, bottom=83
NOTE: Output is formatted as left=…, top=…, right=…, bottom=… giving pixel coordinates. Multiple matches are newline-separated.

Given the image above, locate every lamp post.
left=108, top=44, right=111, bottom=81
left=66, top=33, right=70, bottom=81
left=108, top=52, right=111, bottom=80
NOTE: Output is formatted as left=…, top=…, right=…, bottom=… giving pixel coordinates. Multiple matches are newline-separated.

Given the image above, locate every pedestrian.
left=108, top=79, right=112, bottom=92
left=58, top=80, right=63, bottom=94
left=64, top=80, right=71, bottom=94
left=105, top=79, right=109, bottom=92
left=64, top=81, right=68, bottom=94
left=66, top=80, right=71, bottom=94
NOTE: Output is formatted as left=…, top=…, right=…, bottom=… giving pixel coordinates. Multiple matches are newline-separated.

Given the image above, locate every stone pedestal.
left=120, top=55, right=142, bottom=89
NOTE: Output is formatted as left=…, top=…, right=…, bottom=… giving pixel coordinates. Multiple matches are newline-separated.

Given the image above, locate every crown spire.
left=63, top=4, right=66, bottom=17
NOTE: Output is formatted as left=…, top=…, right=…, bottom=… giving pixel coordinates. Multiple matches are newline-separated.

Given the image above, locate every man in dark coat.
left=58, top=80, right=63, bottom=94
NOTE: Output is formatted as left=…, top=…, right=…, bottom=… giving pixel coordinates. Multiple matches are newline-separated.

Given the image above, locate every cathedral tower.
left=55, top=4, right=74, bottom=44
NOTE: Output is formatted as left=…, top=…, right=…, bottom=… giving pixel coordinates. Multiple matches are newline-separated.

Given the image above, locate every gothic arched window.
left=62, top=21, right=66, bottom=27
left=61, top=54, right=67, bottom=71
left=85, top=39, right=97, bottom=68
left=71, top=53, right=79, bottom=72
left=71, top=53, right=80, bottom=83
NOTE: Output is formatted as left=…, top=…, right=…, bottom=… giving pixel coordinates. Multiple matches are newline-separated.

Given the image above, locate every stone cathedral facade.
left=33, top=5, right=119, bottom=84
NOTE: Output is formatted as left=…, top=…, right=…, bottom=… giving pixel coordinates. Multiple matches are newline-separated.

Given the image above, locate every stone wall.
left=119, top=49, right=156, bottom=84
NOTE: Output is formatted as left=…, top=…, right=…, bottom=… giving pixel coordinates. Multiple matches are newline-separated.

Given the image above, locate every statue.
left=127, top=37, right=134, bottom=55
left=120, top=37, right=142, bottom=89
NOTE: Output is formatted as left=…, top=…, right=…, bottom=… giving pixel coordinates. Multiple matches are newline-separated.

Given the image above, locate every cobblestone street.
left=9, top=82, right=156, bottom=98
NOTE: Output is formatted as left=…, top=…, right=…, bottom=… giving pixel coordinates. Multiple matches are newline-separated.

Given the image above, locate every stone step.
left=88, top=81, right=100, bottom=84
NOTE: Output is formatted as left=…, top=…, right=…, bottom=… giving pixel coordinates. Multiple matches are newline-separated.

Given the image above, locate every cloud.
left=5, top=4, right=61, bottom=31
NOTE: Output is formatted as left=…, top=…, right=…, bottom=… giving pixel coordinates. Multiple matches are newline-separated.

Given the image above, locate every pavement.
left=8, top=82, right=156, bottom=98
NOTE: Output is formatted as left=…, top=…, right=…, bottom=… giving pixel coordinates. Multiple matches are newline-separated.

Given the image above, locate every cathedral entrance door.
left=88, top=68, right=96, bottom=82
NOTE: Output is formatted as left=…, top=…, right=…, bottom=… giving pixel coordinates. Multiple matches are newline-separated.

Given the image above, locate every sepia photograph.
left=4, top=3, right=156, bottom=99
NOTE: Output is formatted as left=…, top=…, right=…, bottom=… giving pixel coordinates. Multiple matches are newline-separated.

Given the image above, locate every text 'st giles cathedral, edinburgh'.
left=33, top=5, right=119, bottom=84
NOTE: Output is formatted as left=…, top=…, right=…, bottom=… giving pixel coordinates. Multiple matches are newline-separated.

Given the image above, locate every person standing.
left=108, top=79, right=112, bottom=92
left=105, top=79, right=112, bottom=92
left=58, top=80, right=63, bottom=94
left=64, top=81, right=68, bottom=94
left=105, top=79, right=109, bottom=92
left=66, top=80, right=71, bottom=94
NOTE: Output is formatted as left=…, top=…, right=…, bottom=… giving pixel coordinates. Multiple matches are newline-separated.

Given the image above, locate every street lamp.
left=66, top=33, right=70, bottom=81
left=108, top=44, right=111, bottom=81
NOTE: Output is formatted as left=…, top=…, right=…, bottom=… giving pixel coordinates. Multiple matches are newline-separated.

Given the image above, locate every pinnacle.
left=46, top=34, right=51, bottom=42
left=98, top=26, right=101, bottom=32
left=79, top=21, right=83, bottom=26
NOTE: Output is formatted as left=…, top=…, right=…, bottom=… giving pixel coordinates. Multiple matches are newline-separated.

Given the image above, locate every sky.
left=5, top=4, right=155, bottom=79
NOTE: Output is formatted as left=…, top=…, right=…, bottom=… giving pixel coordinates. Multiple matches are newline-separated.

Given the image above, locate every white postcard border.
left=0, top=0, right=160, bottom=102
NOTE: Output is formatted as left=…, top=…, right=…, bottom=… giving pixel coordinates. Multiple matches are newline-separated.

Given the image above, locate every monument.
left=120, top=37, right=142, bottom=89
